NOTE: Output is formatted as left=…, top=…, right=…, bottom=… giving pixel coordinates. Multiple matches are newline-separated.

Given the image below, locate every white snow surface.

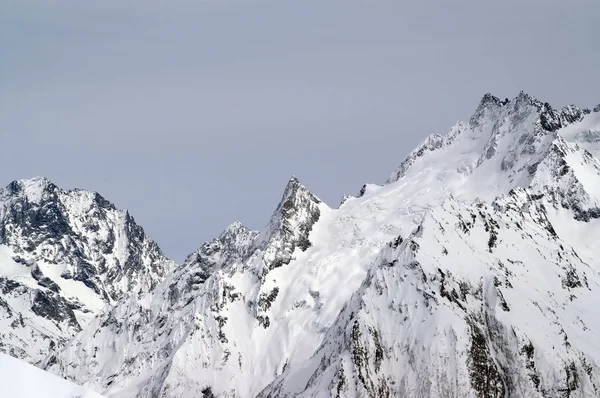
left=7, top=92, right=600, bottom=397
left=0, top=352, right=105, bottom=398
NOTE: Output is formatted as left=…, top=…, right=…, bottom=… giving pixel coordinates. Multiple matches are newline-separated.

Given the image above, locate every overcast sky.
left=1, top=1, right=598, bottom=261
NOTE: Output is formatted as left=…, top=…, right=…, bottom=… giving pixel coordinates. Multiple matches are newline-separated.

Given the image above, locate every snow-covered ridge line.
left=6, top=91, right=600, bottom=398
left=386, top=91, right=591, bottom=185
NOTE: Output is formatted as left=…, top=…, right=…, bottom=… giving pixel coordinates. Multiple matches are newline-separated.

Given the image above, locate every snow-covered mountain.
left=6, top=91, right=600, bottom=397
left=0, top=177, right=175, bottom=363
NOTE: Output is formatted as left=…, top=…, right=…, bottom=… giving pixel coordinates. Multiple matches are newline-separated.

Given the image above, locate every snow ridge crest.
left=386, top=91, right=590, bottom=185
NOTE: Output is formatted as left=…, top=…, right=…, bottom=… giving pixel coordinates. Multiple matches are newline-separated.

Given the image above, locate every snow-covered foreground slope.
left=45, top=92, right=600, bottom=397
left=0, top=352, right=105, bottom=398
left=0, top=178, right=174, bottom=363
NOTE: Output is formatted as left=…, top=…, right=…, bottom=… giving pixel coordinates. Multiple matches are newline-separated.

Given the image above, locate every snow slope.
left=46, top=92, right=600, bottom=397
left=0, top=352, right=105, bottom=398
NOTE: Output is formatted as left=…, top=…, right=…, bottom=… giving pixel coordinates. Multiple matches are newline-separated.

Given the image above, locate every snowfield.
left=0, top=353, right=104, bottom=398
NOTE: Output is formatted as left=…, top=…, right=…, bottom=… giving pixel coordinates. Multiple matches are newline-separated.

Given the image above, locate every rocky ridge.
left=0, top=177, right=174, bottom=363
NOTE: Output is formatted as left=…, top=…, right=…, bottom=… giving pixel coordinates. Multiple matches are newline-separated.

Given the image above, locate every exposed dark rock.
left=562, top=267, right=583, bottom=289
left=521, top=341, right=541, bottom=390
left=31, top=264, right=61, bottom=293
left=201, top=386, right=215, bottom=398
left=467, top=318, right=505, bottom=398
left=256, top=315, right=270, bottom=329
left=0, top=178, right=173, bottom=303
left=558, top=361, right=579, bottom=397
left=31, top=291, right=80, bottom=330
left=357, top=184, right=368, bottom=198
left=257, top=287, right=279, bottom=312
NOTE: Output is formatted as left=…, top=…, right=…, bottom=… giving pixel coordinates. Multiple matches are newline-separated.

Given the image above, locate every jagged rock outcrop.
left=253, top=176, right=322, bottom=274
left=0, top=177, right=173, bottom=300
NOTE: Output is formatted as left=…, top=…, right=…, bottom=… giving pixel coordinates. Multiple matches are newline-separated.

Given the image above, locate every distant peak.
left=227, top=220, right=245, bottom=229
left=219, top=220, right=258, bottom=248
left=18, top=176, right=52, bottom=184
left=278, top=176, right=321, bottom=209
left=4, top=176, right=58, bottom=203
left=470, top=93, right=509, bottom=126
left=479, top=93, right=502, bottom=106
left=516, top=90, right=534, bottom=101
left=220, top=220, right=250, bottom=238
left=475, top=90, right=542, bottom=112
left=479, top=93, right=509, bottom=107
left=15, top=176, right=55, bottom=189
left=469, top=90, right=584, bottom=130
left=284, top=175, right=301, bottom=191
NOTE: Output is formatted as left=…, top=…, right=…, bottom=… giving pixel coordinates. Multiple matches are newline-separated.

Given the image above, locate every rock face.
left=25, top=91, right=600, bottom=397
left=0, top=178, right=174, bottom=363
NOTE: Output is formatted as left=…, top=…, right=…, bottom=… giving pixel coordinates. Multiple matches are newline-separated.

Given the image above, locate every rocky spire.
left=258, top=176, right=323, bottom=273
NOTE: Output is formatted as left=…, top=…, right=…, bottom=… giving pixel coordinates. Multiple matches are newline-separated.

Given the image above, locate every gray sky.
left=1, top=0, right=598, bottom=261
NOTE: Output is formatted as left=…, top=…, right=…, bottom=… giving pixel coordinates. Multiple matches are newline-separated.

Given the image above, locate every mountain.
left=0, top=352, right=105, bottom=398
left=44, top=176, right=326, bottom=397
left=0, top=177, right=175, bottom=363
left=262, top=189, right=600, bottom=397
left=37, top=92, right=600, bottom=397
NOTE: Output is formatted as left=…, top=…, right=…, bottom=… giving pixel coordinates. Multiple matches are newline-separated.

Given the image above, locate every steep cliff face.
left=0, top=178, right=174, bottom=363
left=46, top=92, right=600, bottom=398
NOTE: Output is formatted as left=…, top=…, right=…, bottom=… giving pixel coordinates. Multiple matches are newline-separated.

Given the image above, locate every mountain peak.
left=4, top=176, right=57, bottom=204
left=278, top=175, right=320, bottom=212
left=17, top=176, right=53, bottom=184
left=218, top=221, right=258, bottom=255
left=470, top=90, right=550, bottom=124
left=516, top=89, right=537, bottom=102
left=479, top=92, right=508, bottom=107
left=469, top=93, right=509, bottom=127
left=222, top=220, right=245, bottom=234
left=0, top=179, right=174, bottom=296
left=280, top=175, right=307, bottom=199
left=272, top=176, right=322, bottom=220
left=253, top=176, right=324, bottom=274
